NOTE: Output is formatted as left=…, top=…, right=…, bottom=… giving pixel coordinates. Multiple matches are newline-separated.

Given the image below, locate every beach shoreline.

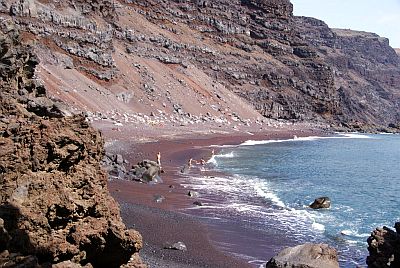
left=104, top=124, right=328, bottom=267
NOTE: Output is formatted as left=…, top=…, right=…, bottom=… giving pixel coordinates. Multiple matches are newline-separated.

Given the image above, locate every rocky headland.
left=0, top=20, right=145, bottom=267
left=367, top=222, right=400, bottom=268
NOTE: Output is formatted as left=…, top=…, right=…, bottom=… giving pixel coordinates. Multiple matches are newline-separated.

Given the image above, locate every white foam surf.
left=239, top=133, right=372, bottom=147
left=180, top=172, right=335, bottom=241
left=215, top=152, right=235, bottom=158
left=340, top=229, right=370, bottom=238
left=312, top=222, right=326, bottom=232
left=339, top=133, right=371, bottom=139
left=254, top=184, right=285, bottom=208
left=208, top=151, right=236, bottom=165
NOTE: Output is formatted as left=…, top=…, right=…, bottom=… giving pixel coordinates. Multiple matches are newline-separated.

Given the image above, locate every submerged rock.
left=265, top=243, right=339, bottom=268
left=309, top=197, right=331, bottom=209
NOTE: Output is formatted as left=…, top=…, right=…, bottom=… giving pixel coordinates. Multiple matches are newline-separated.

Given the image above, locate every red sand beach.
left=102, top=122, right=326, bottom=267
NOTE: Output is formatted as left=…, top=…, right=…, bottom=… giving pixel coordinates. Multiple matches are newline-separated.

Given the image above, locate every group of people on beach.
left=188, top=149, right=214, bottom=168
left=156, top=149, right=215, bottom=169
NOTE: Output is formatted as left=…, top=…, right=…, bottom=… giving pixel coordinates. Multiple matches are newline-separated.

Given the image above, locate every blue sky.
left=291, top=0, right=400, bottom=48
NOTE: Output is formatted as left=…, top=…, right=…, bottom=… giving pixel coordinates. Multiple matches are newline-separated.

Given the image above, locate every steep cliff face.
left=0, top=20, right=144, bottom=267
left=294, top=17, right=400, bottom=129
left=122, top=0, right=338, bottom=121
left=1, top=0, right=399, bottom=131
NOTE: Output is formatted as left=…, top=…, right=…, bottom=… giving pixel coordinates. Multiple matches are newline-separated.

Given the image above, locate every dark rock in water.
left=193, top=201, right=203, bottom=206
left=367, top=222, right=400, bottom=268
left=164, top=242, right=187, bottom=252
left=153, top=195, right=166, bottom=203
left=309, top=197, right=331, bottom=209
left=188, top=191, right=199, bottom=198
left=266, top=243, right=339, bottom=268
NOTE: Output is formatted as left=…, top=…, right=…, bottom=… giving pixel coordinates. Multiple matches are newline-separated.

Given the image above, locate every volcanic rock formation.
left=367, top=222, right=400, bottom=268
left=0, top=0, right=398, bottom=132
left=0, top=19, right=145, bottom=267
left=0, top=0, right=400, bottom=129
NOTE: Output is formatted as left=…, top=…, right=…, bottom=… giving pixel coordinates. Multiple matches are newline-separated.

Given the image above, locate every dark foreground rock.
left=265, top=243, right=339, bottom=268
left=367, top=222, right=400, bottom=268
left=0, top=20, right=145, bottom=267
left=309, top=197, right=331, bottom=209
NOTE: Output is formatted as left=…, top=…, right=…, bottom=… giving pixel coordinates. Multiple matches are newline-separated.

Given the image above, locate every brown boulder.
left=265, top=243, right=339, bottom=268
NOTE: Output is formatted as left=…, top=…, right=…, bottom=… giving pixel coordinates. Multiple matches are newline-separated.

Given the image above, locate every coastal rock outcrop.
left=309, top=197, right=331, bottom=209
left=265, top=243, right=339, bottom=268
left=367, top=222, right=400, bottom=268
left=0, top=20, right=145, bottom=267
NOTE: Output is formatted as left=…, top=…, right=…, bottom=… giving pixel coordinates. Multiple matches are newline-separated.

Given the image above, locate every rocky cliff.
left=367, top=222, right=400, bottom=268
left=1, top=0, right=398, bottom=132
left=0, top=0, right=398, bottom=131
left=0, top=19, right=145, bottom=267
left=0, top=0, right=398, bottom=132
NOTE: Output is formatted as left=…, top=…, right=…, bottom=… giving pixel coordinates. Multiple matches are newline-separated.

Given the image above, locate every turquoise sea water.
left=182, top=133, right=400, bottom=267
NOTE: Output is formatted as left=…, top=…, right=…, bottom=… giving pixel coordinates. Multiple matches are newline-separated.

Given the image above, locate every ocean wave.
left=339, top=133, right=372, bottom=139
left=254, top=184, right=285, bottom=208
left=312, top=222, right=326, bottom=232
left=340, top=229, right=370, bottom=238
left=207, top=156, right=217, bottom=165
left=207, top=151, right=235, bottom=165
left=181, top=174, right=285, bottom=208
left=181, top=173, right=336, bottom=240
left=215, top=152, right=236, bottom=158
left=239, top=133, right=373, bottom=147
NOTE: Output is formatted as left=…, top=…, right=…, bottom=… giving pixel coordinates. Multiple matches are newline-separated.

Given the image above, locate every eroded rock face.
left=265, top=243, right=339, bottom=268
left=0, top=20, right=145, bottom=267
left=2, top=0, right=400, bottom=131
left=367, top=223, right=400, bottom=268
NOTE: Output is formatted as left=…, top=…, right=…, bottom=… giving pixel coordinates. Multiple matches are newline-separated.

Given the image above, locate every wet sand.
left=106, top=127, right=326, bottom=267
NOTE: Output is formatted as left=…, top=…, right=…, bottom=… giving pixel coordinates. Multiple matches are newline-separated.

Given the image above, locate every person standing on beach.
left=188, top=158, right=193, bottom=167
left=157, top=152, right=161, bottom=166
